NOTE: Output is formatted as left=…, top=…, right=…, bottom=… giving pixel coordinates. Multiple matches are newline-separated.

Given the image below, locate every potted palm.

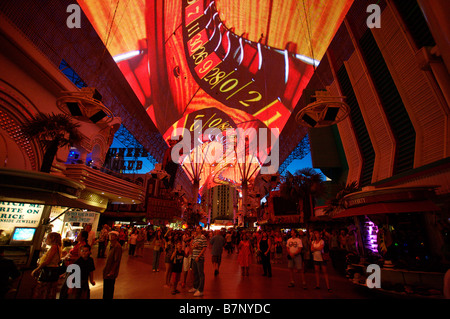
left=323, top=181, right=359, bottom=217
left=21, top=112, right=83, bottom=173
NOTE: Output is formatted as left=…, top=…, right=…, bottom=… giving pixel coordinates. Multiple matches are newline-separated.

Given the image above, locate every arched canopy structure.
left=78, top=0, right=353, bottom=197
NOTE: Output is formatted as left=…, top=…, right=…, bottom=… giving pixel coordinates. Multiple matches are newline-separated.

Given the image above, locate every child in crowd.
left=171, top=241, right=185, bottom=295
left=70, top=244, right=96, bottom=299
left=181, top=236, right=192, bottom=288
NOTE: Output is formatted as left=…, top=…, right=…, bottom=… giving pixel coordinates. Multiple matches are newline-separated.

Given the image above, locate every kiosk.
left=0, top=168, right=103, bottom=269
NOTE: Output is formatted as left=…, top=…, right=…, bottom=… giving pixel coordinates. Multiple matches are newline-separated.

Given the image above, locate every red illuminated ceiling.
left=78, top=0, right=353, bottom=193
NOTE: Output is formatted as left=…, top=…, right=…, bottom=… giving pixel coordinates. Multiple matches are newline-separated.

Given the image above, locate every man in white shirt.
left=85, top=224, right=96, bottom=247
left=286, top=229, right=307, bottom=289
left=189, top=226, right=207, bottom=297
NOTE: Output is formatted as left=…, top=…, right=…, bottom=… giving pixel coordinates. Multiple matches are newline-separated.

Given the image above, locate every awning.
left=332, top=200, right=441, bottom=219
left=0, top=168, right=106, bottom=212
left=0, top=186, right=103, bottom=212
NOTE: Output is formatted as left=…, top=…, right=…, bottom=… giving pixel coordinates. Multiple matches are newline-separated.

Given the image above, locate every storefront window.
left=47, top=207, right=99, bottom=242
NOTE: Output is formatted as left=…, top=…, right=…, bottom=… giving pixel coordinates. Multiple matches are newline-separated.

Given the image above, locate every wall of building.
left=205, top=184, right=238, bottom=222
left=0, top=13, right=121, bottom=174
left=309, top=0, right=449, bottom=194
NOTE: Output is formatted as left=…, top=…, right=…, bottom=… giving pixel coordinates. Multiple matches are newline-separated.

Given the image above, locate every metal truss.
left=114, top=125, right=158, bottom=165
left=279, top=135, right=310, bottom=174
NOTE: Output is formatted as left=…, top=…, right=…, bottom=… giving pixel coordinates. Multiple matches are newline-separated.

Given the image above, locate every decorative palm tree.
left=21, top=112, right=83, bottom=173
left=279, top=167, right=326, bottom=224
left=182, top=203, right=206, bottom=227
left=323, top=181, right=359, bottom=217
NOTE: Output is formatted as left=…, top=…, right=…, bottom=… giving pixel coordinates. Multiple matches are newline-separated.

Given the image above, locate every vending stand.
left=331, top=186, right=447, bottom=298
left=0, top=201, right=46, bottom=268
left=0, top=168, right=103, bottom=270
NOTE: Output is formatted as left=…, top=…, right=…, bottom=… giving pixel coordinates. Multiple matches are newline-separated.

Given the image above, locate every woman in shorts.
left=311, top=230, right=331, bottom=292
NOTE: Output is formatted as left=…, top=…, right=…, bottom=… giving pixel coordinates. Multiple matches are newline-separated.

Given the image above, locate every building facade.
left=203, top=184, right=238, bottom=224
left=301, top=0, right=449, bottom=263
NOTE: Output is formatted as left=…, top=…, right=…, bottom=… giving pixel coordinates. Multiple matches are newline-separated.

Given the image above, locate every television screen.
left=10, top=227, right=37, bottom=244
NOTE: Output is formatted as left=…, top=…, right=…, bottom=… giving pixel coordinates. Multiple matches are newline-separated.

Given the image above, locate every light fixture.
left=296, top=91, right=350, bottom=128
left=113, top=50, right=142, bottom=63
left=56, top=87, right=114, bottom=124
left=294, top=3, right=349, bottom=129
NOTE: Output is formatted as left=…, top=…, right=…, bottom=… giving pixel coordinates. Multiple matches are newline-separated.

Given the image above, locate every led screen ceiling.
left=78, top=0, right=353, bottom=191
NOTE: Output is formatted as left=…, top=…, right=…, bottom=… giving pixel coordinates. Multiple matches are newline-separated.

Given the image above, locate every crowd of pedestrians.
left=3, top=222, right=449, bottom=300
left=27, top=227, right=122, bottom=300
left=7, top=223, right=361, bottom=300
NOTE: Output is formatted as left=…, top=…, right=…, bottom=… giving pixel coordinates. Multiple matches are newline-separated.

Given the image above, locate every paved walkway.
left=10, top=242, right=441, bottom=319
left=11, top=242, right=384, bottom=300
left=89, top=243, right=369, bottom=299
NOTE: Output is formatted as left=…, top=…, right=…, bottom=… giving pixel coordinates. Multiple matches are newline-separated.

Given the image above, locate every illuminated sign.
left=0, top=202, right=44, bottom=233
left=78, top=0, right=355, bottom=188
left=106, top=148, right=148, bottom=172
left=78, top=0, right=355, bottom=134
left=182, top=0, right=313, bottom=132
left=64, top=211, right=96, bottom=224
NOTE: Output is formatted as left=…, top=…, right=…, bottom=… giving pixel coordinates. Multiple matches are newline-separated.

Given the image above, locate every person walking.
left=181, top=234, right=192, bottom=289
left=85, top=224, right=96, bottom=247
left=311, top=230, right=331, bottom=292
left=163, top=232, right=175, bottom=288
left=299, top=230, right=311, bottom=270
left=170, top=241, right=185, bottom=295
left=233, top=230, right=240, bottom=253
left=189, top=226, right=207, bottom=297
left=152, top=229, right=164, bottom=272
left=97, top=224, right=109, bottom=258
left=66, top=230, right=88, bottom=265
left=210, top=230, right=226, bottom=276
left=135, top=228, right=146, bottom=257
left=59, top=230, right=88, bottom=299
left=70, top=244, right=95, bottom=299
left=258, top=231, right=272, bottom=277
left=225, top=231, right=233, bottom=254
left=128, top=229, right=138, bottom=256
left=273, top=231, right=283, bottom=264
left=269, top=231, right=276, bottom=264
left=102, top=231, right=122, bottom=299
left=286, top=229, right=307, bottom=289
left=31, top=232, right=62, bottom=299
left=237, top=232, right=253, bottom=276
left=118, top=228, right=127, bottom=247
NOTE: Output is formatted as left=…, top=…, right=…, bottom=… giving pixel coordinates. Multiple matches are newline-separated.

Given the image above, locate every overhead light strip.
left=113, top=50, right=142, bottom=63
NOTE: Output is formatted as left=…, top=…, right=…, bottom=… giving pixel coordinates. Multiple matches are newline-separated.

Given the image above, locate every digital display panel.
left=10, top=227, right=37, bottom=244
left=78, top=0, right=353, bottom=190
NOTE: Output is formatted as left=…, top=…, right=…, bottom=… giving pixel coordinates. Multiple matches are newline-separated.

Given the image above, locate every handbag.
left=38, top=266, right=61, bottom=282
left=37, top=246, right=65, bottom=282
